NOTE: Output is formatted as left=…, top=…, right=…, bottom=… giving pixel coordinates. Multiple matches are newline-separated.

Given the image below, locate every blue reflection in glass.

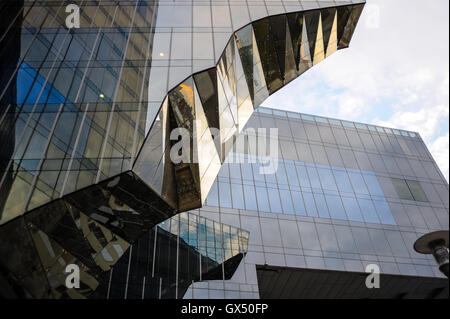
left=243, top=184, right=258, bottom=211
left=303, top=191, right=318, bottom=217
left=218, top=162, right=230, bottom=178
left=205, top=181, right=219, bottom=206
left=314, top=193, right=330, bottom=218
left=307, top=166, right=321, bottom=189
left=241, top=162, right=254, bottom=181
left=264, top=167, right=277, bottom=185
left=296, top=165, right=311, bottom=188
left=333, top=169, right=354, bottom=194
left=317, top=167, right=338, bottom=192
left=291, top=191, right=307, bottom=216
left=252, top=162, right=265, bottom=183
left=325, top=194, right=347, bottom=220
left=256, top=186, right=270, bottom=213
left=276, top=162, right=289, bottom=186
left=219, top=181, right=232, bottom=208
left=267, top=188, right=283, bottom=213
left=231, top=183, right=245, bottom=209
left=279, top=189, right=295, bottom=214
left=348, top=171, right=369, bottom=195
left=357, top=198, right=380, bottom=224
left=285, top=161, right=300, bottom=188
left=341, top=197, right=364, bottom=222
left=362, top=172, right=384, bottom=197
left=374, top=200, right=396, bottom=225
left=18, top=62, right=67, bottom=104
left=229, top=163, right=242, bottom=181
left=204, top=153, right=396, bottom=226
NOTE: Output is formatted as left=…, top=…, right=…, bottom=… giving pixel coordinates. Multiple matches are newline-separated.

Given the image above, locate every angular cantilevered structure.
left=0, top=0, right=364, bottom=298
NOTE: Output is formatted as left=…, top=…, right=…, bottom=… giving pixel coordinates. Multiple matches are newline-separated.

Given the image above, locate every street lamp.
left=414, top=230, right=449, bottom=278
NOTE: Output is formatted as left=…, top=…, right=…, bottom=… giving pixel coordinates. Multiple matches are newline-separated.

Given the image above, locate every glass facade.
left=3, top=0, right=446, bottom=300
left=102, top=212, right=249, bottom=299
left=184, top=107, right=449, bottom=299
left=0, top=0, right=366, bottom=226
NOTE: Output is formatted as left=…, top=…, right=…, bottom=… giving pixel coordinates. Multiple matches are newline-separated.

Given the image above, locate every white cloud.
left=429, top=133, right=450, bottom=181
left=336, top=94, right=368, bottom=120
left=374, top=104, right=449, bottom=141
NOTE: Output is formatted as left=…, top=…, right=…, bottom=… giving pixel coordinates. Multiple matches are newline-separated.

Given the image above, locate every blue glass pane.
left=357, top=198, right=380, bottom=224
left=333, top=169, right=354, bottom=194
left=276, top=162, right=289, bottom=186
left=241, top=162, right=254, bottom=181
left=362, top=173, right=384, bottom=197
left=18, top=62, right=67, bottom=105
left=317, top=167, right=338, bottom=191
left=231, top=183, right=245, bottom=209
left=325, top=194, right=347, bottom=220
left=341, top=197, right=364, bottom=222
left=264, top=168, right=277, bottom=185
left=205, top=181, right=219, bottom=206
left=229, top=162, right=242, bottom=181
left=219, top=181, right=232, bottom=208
left=348, top=171, right=369, bottom=195
left=307, top=166, right=321, bottom=189
left=243, top=184, right=258, bottom=211
left=252, top=162, right=265, bottom=182
left=285, top=161, right=300, bottom=188
left=279, top=189, right=295, bottom=215
left=267, top=188, right=283, bottom=213
left=314, top=193, right=330, bottom=218
left=373, top=200, right=396, bottom=225
left=256, top=186, right=270, bottom=213
left=291, top=191, right=307, bottom=216
left=296, top=165, right=311, bottom=188
left=303, top=192, right=318, bottom=217
left=218, top=162, right=230, bottom=178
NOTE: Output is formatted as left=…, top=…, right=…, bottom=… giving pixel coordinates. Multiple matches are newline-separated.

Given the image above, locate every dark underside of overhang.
left=256, top=265, right=449, bottom=299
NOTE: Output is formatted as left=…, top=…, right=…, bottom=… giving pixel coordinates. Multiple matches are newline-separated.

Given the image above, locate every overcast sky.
left=262, top=0, right=450, bottom=181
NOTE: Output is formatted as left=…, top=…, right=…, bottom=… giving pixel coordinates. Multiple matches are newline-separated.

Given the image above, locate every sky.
left=262, top=0, right=450, bottom=181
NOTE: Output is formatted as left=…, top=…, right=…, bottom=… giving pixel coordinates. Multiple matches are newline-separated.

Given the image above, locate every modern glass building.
left=0, top=0, right=448, bottom=299
left=181, top=107, right=449, bottom=299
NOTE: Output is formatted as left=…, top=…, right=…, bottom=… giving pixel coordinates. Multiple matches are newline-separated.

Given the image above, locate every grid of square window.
left=205, top=154, right=396, bottom=225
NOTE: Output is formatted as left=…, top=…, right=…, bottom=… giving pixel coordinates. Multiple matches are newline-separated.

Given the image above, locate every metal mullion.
left=175, top=215, right=180, bottom=299
left=106, top=267, right=114, bottom=299
left=124, top=245, right=133, bottom=299
left=152, top=226, right=158, bottom=278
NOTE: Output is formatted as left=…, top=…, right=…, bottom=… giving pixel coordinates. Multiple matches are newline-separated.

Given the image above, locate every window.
left=391, top=178, right=428, bottom=202
left=243, top=185, right=258, bottom=211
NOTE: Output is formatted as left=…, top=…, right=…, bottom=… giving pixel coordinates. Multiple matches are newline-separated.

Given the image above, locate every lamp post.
left=414, top=230, right=449, bottom=278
